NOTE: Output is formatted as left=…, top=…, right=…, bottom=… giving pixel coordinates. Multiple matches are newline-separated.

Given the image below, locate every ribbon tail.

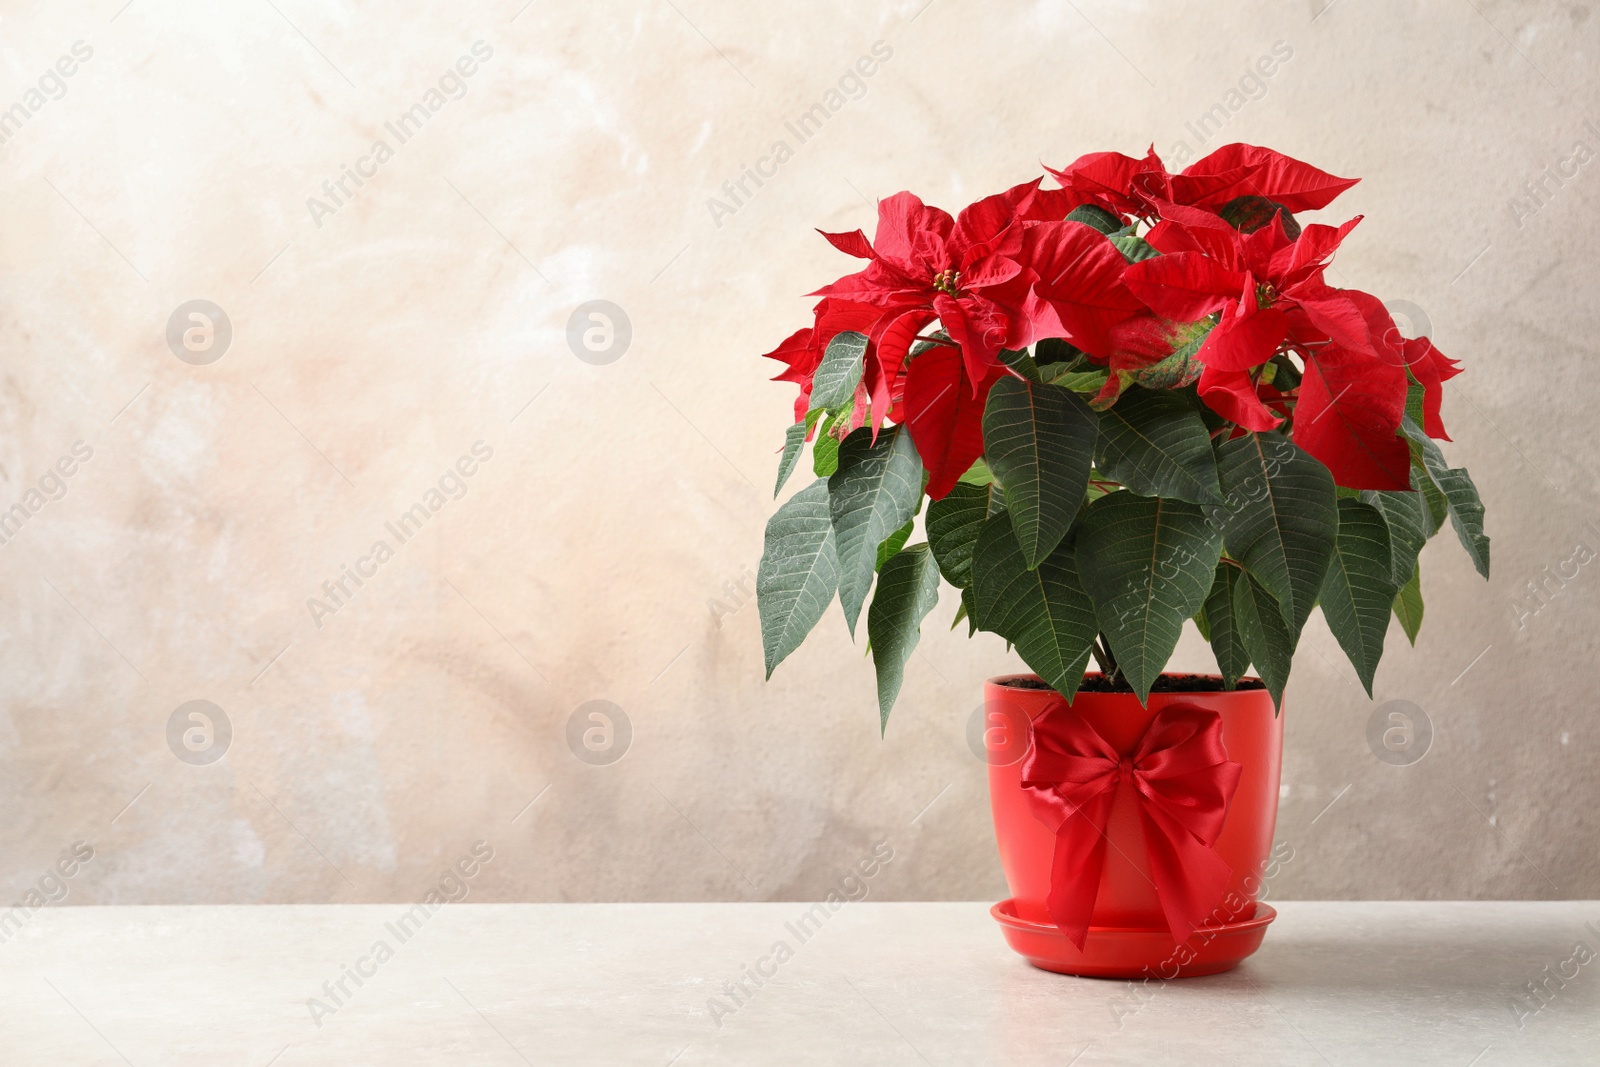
left=1044, top=792, right=1117, bottom=950
left=1139, top=802, right=1235, bottom=948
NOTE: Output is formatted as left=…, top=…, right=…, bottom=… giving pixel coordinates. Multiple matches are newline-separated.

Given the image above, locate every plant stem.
left=1092, top=634, right=1123, bottom=686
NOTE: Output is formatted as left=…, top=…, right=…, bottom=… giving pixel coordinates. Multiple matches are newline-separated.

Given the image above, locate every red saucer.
left=991, top=899, right=1276, bottom=978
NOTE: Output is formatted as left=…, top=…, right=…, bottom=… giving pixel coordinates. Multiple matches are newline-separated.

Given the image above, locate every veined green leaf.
left=809, top=331, right=868, bottom=412
left=757, top=479, right=840, bottom=678
left=926, top=481, right=1005, bottom=590
left=867, top=544, right=942, bottom=733
left=1065, top=204, right=1123, bottom=235
left=982, top=376, right=1099, bottom=568
left=829, top=426, right=924, bottom=636
left=876, top=519, right=914, bottom=571
left=1393, top=562, right=1424, bottom=645
left=1203, top=562, right=1252, bottom=689
left=998, top=347, right=1042, bottom=382
left=972, top=511, right=1099, bottom=700
left=1044, top=367, right=1111, bottom=394
left=1402, top=415, right=1489, bottom=579
left=1361, top=486, right=1431, bottom=586
left=1319, top=499, right=1399, bottom=696
left=774, top=409, right=824, bottom=498
left=812, top=403, right=852, bottom=477
left=1232, top=570, right=1293, bottom=713
left=1212, top=431, right=1338, bottom=638
left=1095, top=387, right=1223, bottom=505
left=1218, top=195, right=1301, bottom=239
left=1112, top=233, right=1160, bottom=263
left=1075, top=492, right=1223, bottom=703
left=1401, top=415, right=1484, bottom=579
left=958, top=456, right=997, bottom=486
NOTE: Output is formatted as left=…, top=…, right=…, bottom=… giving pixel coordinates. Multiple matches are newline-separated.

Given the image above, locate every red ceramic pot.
left=984, top=673, right=1283, bottom=978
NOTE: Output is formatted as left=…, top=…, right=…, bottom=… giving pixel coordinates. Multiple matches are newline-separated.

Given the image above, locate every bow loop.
left=1020, top=703, right=1243, bottom=949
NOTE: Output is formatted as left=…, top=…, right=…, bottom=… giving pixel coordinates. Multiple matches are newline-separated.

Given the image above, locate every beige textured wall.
left=1, top=0, right=1596, bottom=909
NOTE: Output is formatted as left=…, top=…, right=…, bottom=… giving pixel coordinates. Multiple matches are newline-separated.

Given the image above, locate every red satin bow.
left=1021, top=704, right=1243, bottom=949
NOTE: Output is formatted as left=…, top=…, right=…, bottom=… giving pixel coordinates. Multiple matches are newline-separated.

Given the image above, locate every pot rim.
left=984, top=671, right=1268, bottom=695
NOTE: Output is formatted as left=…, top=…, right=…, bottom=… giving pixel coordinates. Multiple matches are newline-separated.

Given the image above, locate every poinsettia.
left=815, top=183, right=1042, bottom=398
left=799, top=182, right=1144, bottom=497
left=758, top=145, right=1487, bottom=727
left=1118, top=212, right=1422, bottom=488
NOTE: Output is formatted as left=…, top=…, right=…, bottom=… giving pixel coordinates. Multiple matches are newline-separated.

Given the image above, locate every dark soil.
left=996, top=673, right=1265, bottom=694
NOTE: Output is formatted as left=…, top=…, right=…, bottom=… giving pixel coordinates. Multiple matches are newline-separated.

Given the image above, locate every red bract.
left=1295, top=341, right=1412, bottom=491
left=762, top=297, right=886, bottom=420
left=1020, top=221, right=1146, bottom=360
left=1400, top=335, right=1462, bottom=440
left=763, top=146, right=1461, bottom=499
left=1125, top=214, right=1380, bottom=373
left=816, top=183, right=1045, bottom=409
left=902, top=340, right=1007, bottom=498
left=1046, top=142, right=1359, bottom=221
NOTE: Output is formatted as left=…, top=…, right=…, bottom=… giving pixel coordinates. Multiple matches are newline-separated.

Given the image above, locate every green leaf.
left=1065, top=204, right=1123, bottom=235
left=1265, top=353, right=1302, bottom=392
left=1096, top=387, right=1223, bottom=505
left=1232, top=570, right=1294, bottom=712
left=1393, top=562, right=1424, bottom=645
left=1360, top=486, right=1431, bottom=586
left=1319, top=499, right=1399, bottom=697
left=998, top=347, right=1042, bottom=382
left=757, top=479, right=840, bottom=678
left=1112, top=233, right=1161, bottom=263
left=971, top=511, right=1100, bottom=699
left=1417, top=465, right=1449, bottom=533
left=774, top=410, right=823, bottom=498
left=829, top=426, right=924, bottom=636
left=1034, top=338, right=1086, bottom=367
left=876, top=519, right=914, bottom=571
left=1211, top=431, right=1338, bottom=638
left=982, top=376, right=1099, bottom=568
left=867, top=544, right=942, bottom=733
left=1044, top=367, right=1111, bottom=394
left=958, top=587, right=978, bottom=635
left=1218, top=195, right=1301, bottom=239
left=809, top=331, right=868, bottom=412
left=1402, top=416, right=1489, bottom=579
left=1075, top=492, right=1223, bottom=703
left=958, top=456, right=997, bottom=486
left=926, top=481, right=1004, bottom=589
left=1203, top=563, right=1252, bottom=689
left=1130, top=320, right=1211, bottom=393
left=812, top=404, right=851, bottom=477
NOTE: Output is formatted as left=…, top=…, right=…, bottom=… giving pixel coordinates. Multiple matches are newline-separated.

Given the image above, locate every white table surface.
left=2, top=902, right=1597, bottom=1065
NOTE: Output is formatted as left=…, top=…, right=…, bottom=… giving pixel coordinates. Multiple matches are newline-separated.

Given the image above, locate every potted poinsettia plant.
left=756, top=143, right=1489, bottom=978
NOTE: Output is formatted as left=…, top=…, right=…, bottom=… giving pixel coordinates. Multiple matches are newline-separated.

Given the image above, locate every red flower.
left=1119, top=213, right=1429, bottom=488
left=762, top=297, right=885, bottom=421
left=762, top=147, right=1446, bottom=498
left=1399, top=335, right=1461, bottom=440
left=1294, top=341, right=1411, bottom=491
left=1019, top=221, right=1147, bottom=360
left=903, top=341, right=1008, bottom=498
left=1046, top=142, right=1359, bottom=221
left=1124, top=214, right=1391, bottom=372
left=816, top=182, right=1045, bottom=404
